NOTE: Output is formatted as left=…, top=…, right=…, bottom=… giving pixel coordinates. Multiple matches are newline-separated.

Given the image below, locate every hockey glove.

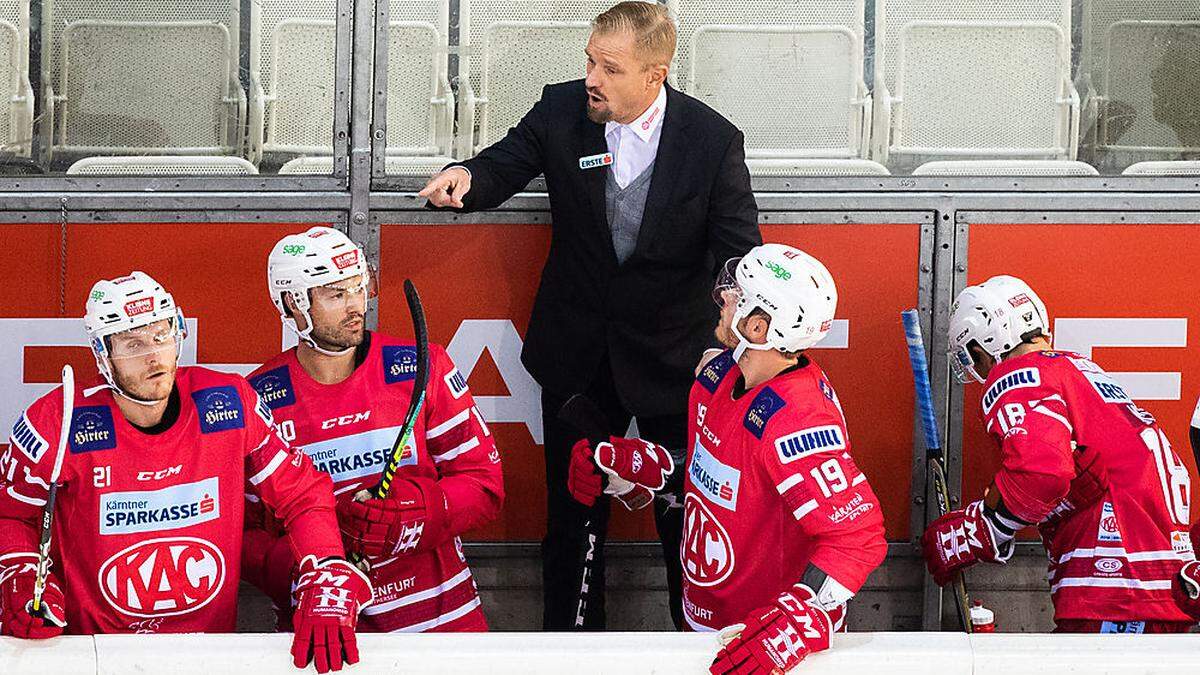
left=339, top=477, right=450, bottom=560
left=0, top=554, right=66, bottom=639
left=595, top=437, right=673, bottom=510
left=291, top=556, right=373, bottom=674
left=710, top=584, right=842, bottom=675
left=568, top=438, right=605, bottom=507
left=921, top=500, right=1013, bottom=587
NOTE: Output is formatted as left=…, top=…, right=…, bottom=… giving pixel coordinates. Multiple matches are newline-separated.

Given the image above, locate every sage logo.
left=282, top=244, right=306, bottom=255
left=764, top=261, right=791, bottom=280
left=191, top=386, right=244, bottom=434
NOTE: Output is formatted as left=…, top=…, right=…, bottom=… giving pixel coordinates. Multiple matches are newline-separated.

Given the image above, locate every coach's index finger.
left=418, top=167, right=469, bottom=208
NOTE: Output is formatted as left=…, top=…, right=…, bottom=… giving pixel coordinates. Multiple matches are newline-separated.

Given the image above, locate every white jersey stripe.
left=1032, top=405, right=1073, bottom=434
left=248, top=450, right=289, bottom=486
left=851, top=473, right=866, bottom=487
left=386, top=596, right=481, bottom=633
left=793, top=499, right=819, bottom=520
left=433, top=437, right=480, bottom=463
left=362, top=568, right=473, bottom=616
left=1050, top=577, right=1173, bottom=593
left=6, top=485, right=45, bottom=506
left=1054, top=546, right=1184, bottom=565
left=426, top=410, right=470, bottom=440
left=684, top=611, right=716, bottom=632
left=775, top=473, right=804, bottom=495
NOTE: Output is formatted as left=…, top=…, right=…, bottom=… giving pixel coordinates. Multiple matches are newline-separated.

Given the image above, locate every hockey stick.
left=31, top=365, right=73, bottom=619
left=350, top=280, right=429, bottom=566
left=901, top=310, right=973, bottom=633
left=1189, top=400, right=1200, bottom=486
left=557, top=393, right=610, bottom=629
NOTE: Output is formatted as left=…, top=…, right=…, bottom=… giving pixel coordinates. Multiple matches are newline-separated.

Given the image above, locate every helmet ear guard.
left=947, top=275, right=1050, bottom=383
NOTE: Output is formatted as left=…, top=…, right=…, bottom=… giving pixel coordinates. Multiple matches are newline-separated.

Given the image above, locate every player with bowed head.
left=0, top=271, right=370, bottom=673
left=922, top=275, right=1199, bottom=633
left=569, top=243, right=887, bottom=673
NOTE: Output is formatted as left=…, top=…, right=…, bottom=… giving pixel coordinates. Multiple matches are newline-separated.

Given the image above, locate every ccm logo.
left=137, top=465, right=182, bottom=481
left=321, top=411, right=371, bottom=429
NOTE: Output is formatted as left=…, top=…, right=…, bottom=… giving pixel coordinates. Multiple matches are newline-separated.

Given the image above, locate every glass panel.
left=383, top=0, right=1200, bottom=180
left=0, top=0, right=342, bottom=176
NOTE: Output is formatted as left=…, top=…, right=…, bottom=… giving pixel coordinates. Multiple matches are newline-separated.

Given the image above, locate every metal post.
left=349, top=0, right=377, bottom=328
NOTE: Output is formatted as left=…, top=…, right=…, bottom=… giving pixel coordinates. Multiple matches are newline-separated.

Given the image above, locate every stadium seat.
left=912, top=160, right=1098, bottom=176
left=249, top=0, right=453, bottom=166
left=67, top=156, right=258, bottom=175
left=872, top=0, right=1077, bottom=168
left=458, top=0, right=624, bottom=155
left=0, top=1, right=31, bottom=157
left=673, top=0, right=870, bottom=162
left=1122, top=160, right=1200, bottom=175
left=745, top=158, right=889, bottom=176
left=278, top=155, right=454, bottom=176
left=47, top=21, right=243, bottom=160
left=1086, top=19, right=1200, bottom=167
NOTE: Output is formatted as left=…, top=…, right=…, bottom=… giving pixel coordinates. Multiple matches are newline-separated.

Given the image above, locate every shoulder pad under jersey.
left=696, top=350, right=736, bottom=393
left=743, top=386, right=787, bottom=439
left=248, top=365, right=297, bottom=410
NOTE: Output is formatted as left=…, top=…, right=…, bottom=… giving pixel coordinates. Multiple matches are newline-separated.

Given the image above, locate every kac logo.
left=99, top=537, right=225, bottom=618
left=682, top=494, right=734, bottom=587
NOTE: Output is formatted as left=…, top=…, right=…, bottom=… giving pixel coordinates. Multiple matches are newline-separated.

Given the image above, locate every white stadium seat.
left=50, top=21, right=243, bottom=158
left=1122, top=160, right=1200, bottom=175
left=745, top=158, right=889, bottom=176
left=872, top=0, right=1077, bottom=168
left=249, top=0, right=452, bottom=165
left=912, top=160, right=1098, bottom=176
left=0, top=1, right=31, bottom=157
left=67, top=156, right=258, bottom=175
left=458, top=0, right=623, bottom=155
left=672, top=0, right=870, bottom=164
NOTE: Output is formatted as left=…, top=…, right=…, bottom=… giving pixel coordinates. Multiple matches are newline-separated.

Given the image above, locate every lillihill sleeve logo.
left=191, top=386, right=246, bottom=433
left=69, top=406, right=118, bottom=453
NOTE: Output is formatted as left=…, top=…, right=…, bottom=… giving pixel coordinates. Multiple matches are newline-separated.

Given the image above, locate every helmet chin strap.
left=285, top=312, right=355, bottom=357
left=730, top=317, right=773, bottom=363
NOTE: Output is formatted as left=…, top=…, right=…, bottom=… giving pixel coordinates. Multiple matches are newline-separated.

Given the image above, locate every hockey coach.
left=420, top=1, right=760, bottom=630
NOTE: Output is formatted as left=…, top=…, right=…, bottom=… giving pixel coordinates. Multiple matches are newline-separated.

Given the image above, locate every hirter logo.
left=682, top=493, right=734, bottom=587
left=99, top=537, right=225, bottom=618
left=332, top=251, right=359, bottom=270
left=191, top=386, right=245, bottom=434
left=124, top=298, right=154, bottom=316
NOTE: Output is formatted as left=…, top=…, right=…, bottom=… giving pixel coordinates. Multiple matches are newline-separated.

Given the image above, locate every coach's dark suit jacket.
left=445, top=80, right=760, bottom=417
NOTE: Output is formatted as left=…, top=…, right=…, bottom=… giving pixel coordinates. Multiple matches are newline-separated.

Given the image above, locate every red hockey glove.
left=567, top=438, right=654, bottom=511
left=1176, top=560, right=1200, bottom=620
left=921, top=500, right=1009, bottom=587
left=339, top=477, right=450, bottom=560
left=595, top=437, right=675, bottom=491
left=710, top=584, right=842, bottom=675
left=291, top=556, right=373, bottom=673
left=0, top=555, right=66, bottom=639
left=568, top=438, right=604, bottom=507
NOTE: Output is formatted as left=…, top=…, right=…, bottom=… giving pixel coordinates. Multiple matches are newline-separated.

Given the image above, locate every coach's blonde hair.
left=592, top=1, right=676, bottom=68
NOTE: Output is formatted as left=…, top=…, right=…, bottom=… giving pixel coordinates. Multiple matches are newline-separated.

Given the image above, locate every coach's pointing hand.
left=419, top=166, right=471, bottom=208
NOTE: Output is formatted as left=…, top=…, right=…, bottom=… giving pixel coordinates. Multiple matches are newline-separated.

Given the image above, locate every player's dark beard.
left=312, top=316, right=365, bottom=351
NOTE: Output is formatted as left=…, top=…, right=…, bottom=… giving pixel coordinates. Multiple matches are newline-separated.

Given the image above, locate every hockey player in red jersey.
left=923, top=275, right=1199, bottom=632
left=568, top=244, right=886, bottom=674
left=0, top=271, right=371, bottom=673
left=241, top=227, right=504, bottom=633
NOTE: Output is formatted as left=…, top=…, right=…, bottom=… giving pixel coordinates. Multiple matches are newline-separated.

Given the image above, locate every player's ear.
left=745, top=313, right=771, bottom=344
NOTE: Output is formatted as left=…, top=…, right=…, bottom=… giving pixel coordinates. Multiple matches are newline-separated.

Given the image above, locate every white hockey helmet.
left=267, top=226, right=371, bottom=354
left=948, top=275, right=1050, bottom=384
left=714, top=243, right=837, bottom=358
left=84, top=271, right=186, bottom=401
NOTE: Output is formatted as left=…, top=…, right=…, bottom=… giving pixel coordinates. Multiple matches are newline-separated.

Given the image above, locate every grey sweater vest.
left=605, top=164, right=654, bottom=264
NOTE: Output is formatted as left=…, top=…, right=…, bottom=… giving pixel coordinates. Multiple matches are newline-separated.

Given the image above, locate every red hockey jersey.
left=979, top=350, right=1195, bottom=622
left=0, top=367, right=341, bottom=634
left=244, top=332, right=503, bottom=633
left=681, top=351, right=886, bottom=632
